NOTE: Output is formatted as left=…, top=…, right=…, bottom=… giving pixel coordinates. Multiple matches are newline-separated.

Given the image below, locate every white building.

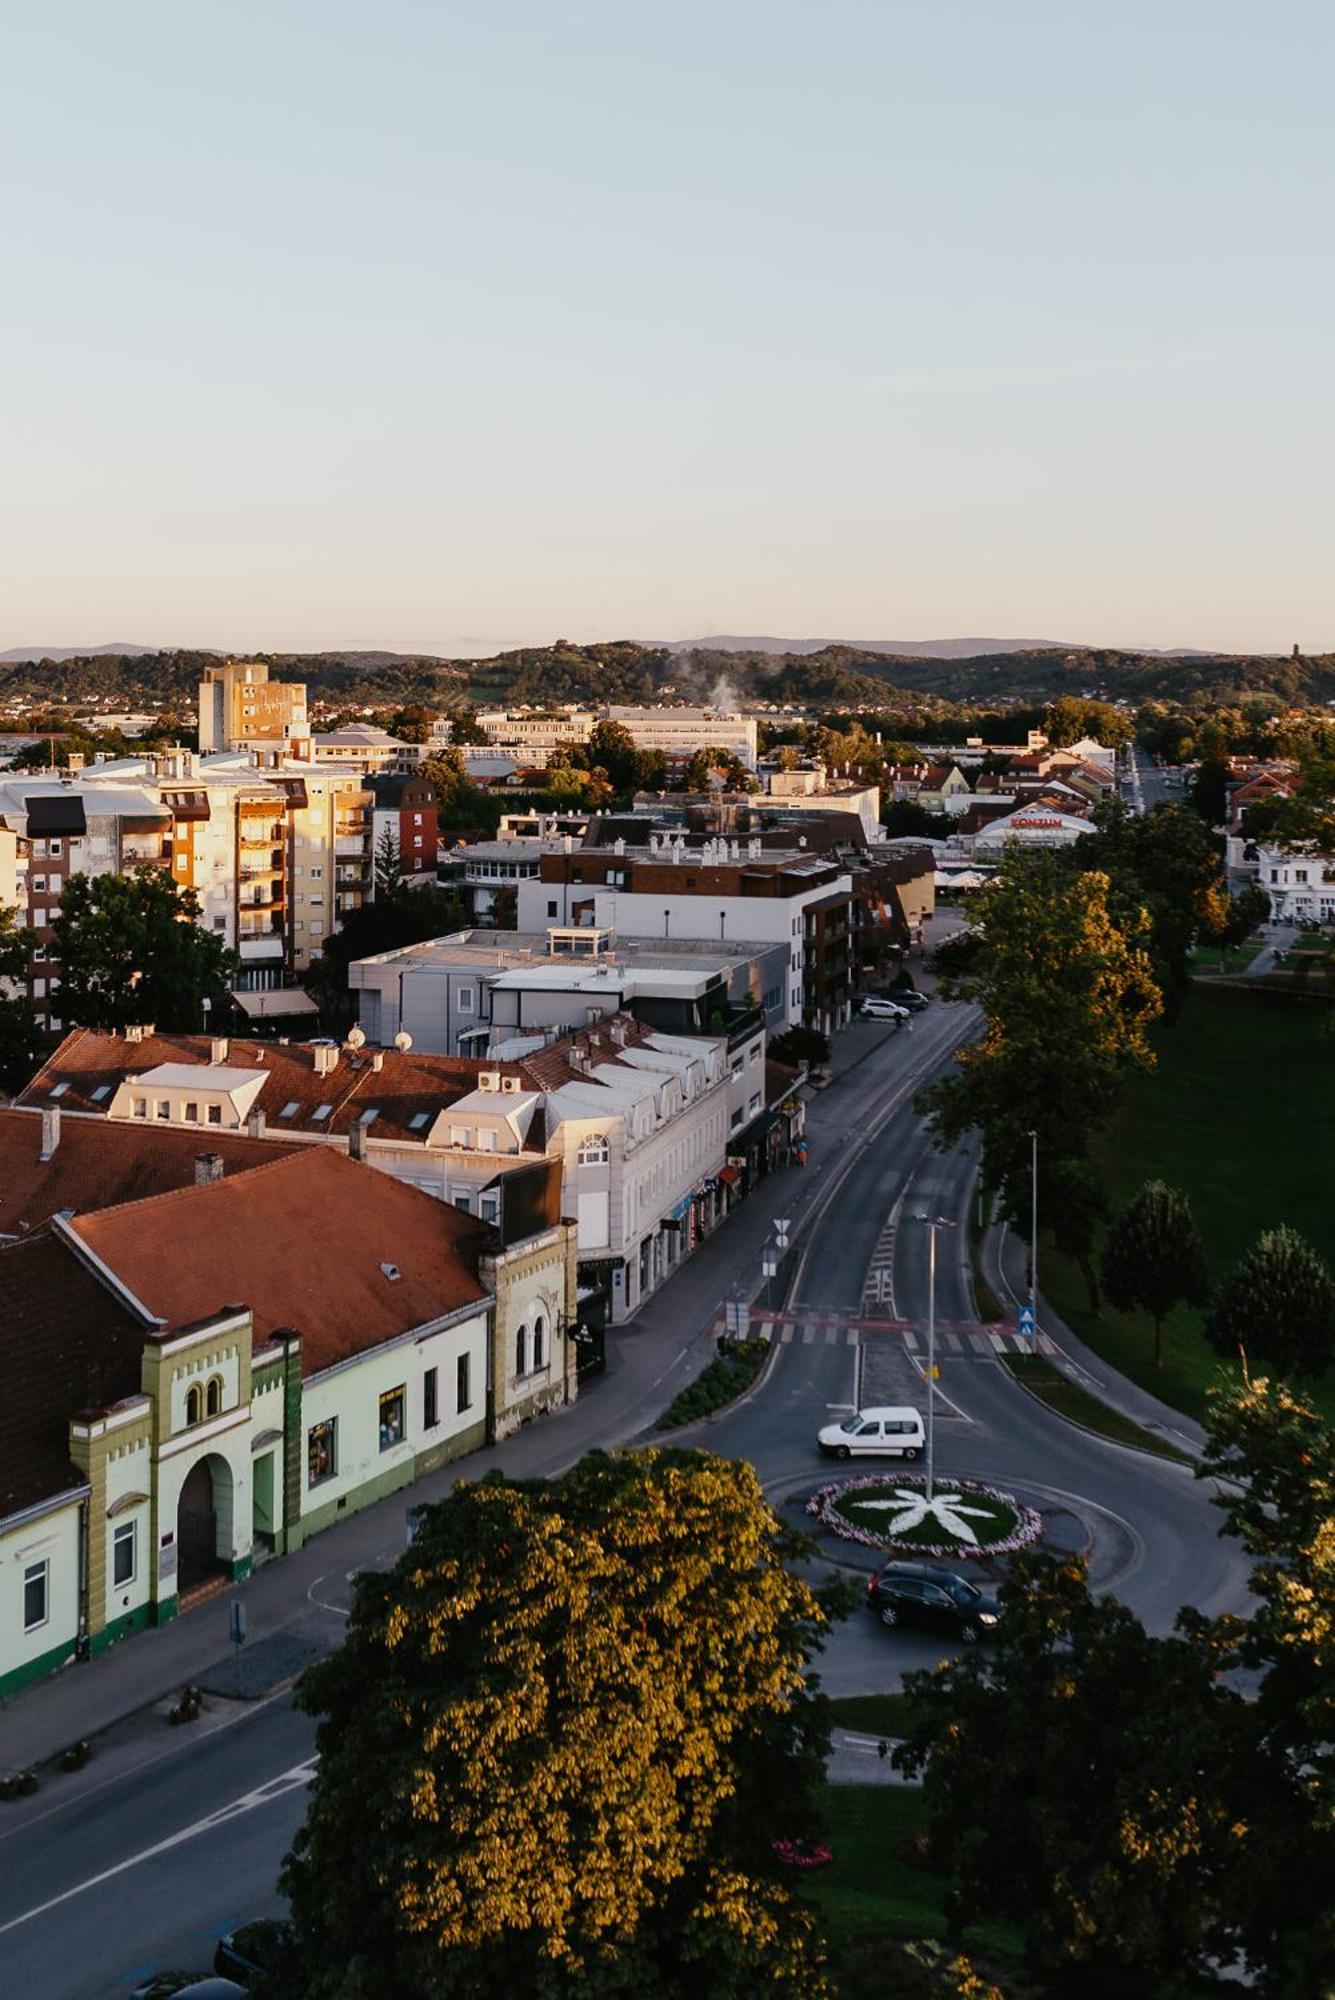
left=970, top=805, right=1092, bottom=854
left=603, top=707, right=759, bottom=772
left=1255, top=845, right=1335, bottom=921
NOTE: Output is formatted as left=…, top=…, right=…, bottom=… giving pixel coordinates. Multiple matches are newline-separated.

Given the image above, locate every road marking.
left=824, top=1326, right=839, bottom=1345
left=968, top=1333, right=990, bottom=1354
left=0, top=1759, right=317, bottom=1937
left=802, top=1323, right=816, bottom=1345
left=941, top=1330, right=962, bottom=1353
left=845, top=1326, right=858, bottom=1346
left=780, top=1324, right=794, bottom=1343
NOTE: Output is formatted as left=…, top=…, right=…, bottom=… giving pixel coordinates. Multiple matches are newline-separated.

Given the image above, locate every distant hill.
left=0, top=642, right=169, bottom=663
left=668, top=634, right=1076, bottom=660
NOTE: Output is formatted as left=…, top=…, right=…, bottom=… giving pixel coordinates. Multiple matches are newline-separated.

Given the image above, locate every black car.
left=867, top=1562, right=1001, bottom=1644
left=897, top=989, right=929, bottom=1011
left=214, top=1920, right=293, bottom=1986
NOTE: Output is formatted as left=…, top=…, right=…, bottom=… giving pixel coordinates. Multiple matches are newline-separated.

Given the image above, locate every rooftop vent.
left=313, top=1044, right=338, bottom=1076
left=124, top=1023, right=155, bottom=1044
left=380, top=1262, right=402, bottom=1282
left=209, top=1036, right=229, bottom=1063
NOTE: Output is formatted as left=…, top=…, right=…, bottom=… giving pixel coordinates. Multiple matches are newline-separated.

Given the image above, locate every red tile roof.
left=0, top=1107, right=302, bottom=1239
left=65, top=1149, right=491, bottom=1374
left=0, top=1233, right=145, bottom=1519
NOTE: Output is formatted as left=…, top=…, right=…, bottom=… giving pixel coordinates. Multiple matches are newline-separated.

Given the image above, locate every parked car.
left=867, top=1562, right=1002, bottom=1645
left=858, top=997, right=908, bottom=1022
left=817, top=1406, right=924, bottom=1459
left=896, top=989, right=929, bottom=1012
left=214, top=1919, right=294, bottom=1986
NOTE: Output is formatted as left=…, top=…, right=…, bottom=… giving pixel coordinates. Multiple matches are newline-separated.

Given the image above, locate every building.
left=473, top=710, right=597, bottom=759
left=763, top=765, right=882, bottom=842
left=312, top=724, right=419, bottom=774
left=519, top=835, right=853, bottom=1032
left=198, top=660, right=309, bottom=755
left=1254, top=845, right=1335, bottom=922
left=603, top=706, right=759, bottom=773
left=369, top=770, right=439, bottom=885
left=970, top=804, right=1093, bottom=854
left=348, top=925, right=788, bottom=1055
left=0, top=1143, right=577, bottom=1699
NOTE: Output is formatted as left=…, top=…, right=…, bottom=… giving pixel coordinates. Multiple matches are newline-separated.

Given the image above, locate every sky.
left=2, top=1, right=1332, bottom=659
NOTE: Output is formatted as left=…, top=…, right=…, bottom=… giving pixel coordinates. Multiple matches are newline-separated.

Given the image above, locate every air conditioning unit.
left=479, top=1071, right=501, bottom=1092
left=501, top=1076, right=521, bottom=1093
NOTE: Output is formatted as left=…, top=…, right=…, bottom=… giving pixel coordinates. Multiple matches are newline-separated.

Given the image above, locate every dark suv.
left=867, top=1562, right=1001, bottom=1644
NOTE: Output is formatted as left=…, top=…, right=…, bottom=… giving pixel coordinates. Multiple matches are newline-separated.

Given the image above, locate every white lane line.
left=845, top=1326, right=858, bottom=1346
left=0, top=1758, right=317, bottom=1937
left=802, top=1323, right=816, bottom=1345
left=780, top=1324, right=794, bottom=1343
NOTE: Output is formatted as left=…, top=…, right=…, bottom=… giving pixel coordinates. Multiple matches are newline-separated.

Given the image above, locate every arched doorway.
left=177, top=1454, right=233, bottom=1590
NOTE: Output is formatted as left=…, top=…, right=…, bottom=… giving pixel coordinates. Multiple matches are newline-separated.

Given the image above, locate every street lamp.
left=1028, top=1129, right=1038, bottom=1322
left=913, top=1213, right=957, bottom=1503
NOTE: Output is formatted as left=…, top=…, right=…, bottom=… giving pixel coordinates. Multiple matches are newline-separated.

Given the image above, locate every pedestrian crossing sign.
left=1018, top=1304, right=1037, bottom=1339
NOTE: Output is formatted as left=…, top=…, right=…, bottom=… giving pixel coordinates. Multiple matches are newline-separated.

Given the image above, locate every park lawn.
left=808, top=1783, right=1023, bottom=1969
left=1041, top=986, right=1335, bottom=1424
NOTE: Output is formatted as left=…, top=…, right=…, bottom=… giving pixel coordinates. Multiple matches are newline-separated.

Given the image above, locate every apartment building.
left=369, top=770, right=439, bottom=884
left=519, top=835, right=853, bottom=1031
left=198, top=660, right=309, bottom=755
left=1254, top=845, right=1335, bottom=921
left=0, top=1138, right=577, bottom=1699
left=473, top=710, right=596, bottom=758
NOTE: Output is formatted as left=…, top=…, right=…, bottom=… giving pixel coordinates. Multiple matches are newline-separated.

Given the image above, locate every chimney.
left=247, top=1106, right=266, bottom=1140
left=349, top=1116, right=369, bottom=1162
left=210, top=1036, right=229, bottom=1064
left=313, top=1044, right=338, bottom=1076
left=195, top=1152, right=225, bottom=1185
left=40, top=1105, right=60, bottom=1161
left=124, top=1023, right=155, bottom=1045
left=370, top=1050, right=384, bottom=1071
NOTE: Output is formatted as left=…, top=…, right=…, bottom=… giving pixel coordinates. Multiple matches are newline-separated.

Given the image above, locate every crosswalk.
left=736, top=1308, right=1050, bottom=1358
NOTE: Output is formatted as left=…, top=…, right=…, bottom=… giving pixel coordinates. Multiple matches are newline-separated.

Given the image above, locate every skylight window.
left=360, top=1107, right=380, bottom=1126
left=90, top=1084, right=111, bottom=1102
left=312, top=1104, right=333, bottom=1122
left=49, top=1083, right=68, bottom=1099
left=279, top=1101, right=300, bottom=1118
left=409, top=1112, right=430, bottom=1131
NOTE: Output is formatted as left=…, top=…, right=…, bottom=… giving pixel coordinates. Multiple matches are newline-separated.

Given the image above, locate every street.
left=0, top=989, right=1253, bottom=1996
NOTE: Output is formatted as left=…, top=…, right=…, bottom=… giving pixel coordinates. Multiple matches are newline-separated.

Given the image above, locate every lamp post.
left=1029, top=1128, right=1038, bottom=1321
left=915, top=1213, right=957, bottom=1504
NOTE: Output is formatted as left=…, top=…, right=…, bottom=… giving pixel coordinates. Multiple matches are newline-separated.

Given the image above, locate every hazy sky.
left=3, top=2, right=1331, bottom=657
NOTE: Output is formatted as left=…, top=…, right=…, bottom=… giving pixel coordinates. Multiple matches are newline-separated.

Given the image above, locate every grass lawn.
left=1041, top=986, right=1335, bottom=1423
left=1188, top=930, right=1262, bottom=974
left=808, top=1783, right=1023, bottom=1969
left=1002, top=1354, right=1192, bottom=1461
left=827, top=1692, right=922, bottom=1738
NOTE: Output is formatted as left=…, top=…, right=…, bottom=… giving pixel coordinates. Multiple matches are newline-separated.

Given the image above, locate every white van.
left=817, top=1406, right=925, bottom=1460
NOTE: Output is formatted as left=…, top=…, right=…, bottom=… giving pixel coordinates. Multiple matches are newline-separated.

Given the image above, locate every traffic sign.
left=1018, top=1304, right=1037, bottom=1340
left=725, top=1300, right=750, bottom=1338
left=761, top=1252, right=778, bottom=1278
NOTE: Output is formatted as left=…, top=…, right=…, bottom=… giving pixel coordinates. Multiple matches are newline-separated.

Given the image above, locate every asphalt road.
left=0, top=987, right=1252, bottom=1995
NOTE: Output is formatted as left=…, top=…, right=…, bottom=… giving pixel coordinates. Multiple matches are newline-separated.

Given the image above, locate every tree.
left=1042, top=696, right=1134, bottom=751
left=1187, top=755, right=1229, bottom=828
left=309, top=882, right=469, bottom=1019
left=278, top=1451, right=838, bottom=1999
left=373, top=825, right=402, bottom=897
left=1069, top=800, right=1229, bottom=1013
left=895, top=1550, right=1268, bottom=1998
left=1206, top=1225, right=1335, bottom=1379
left=446, top=704, right=489, bottom=746
left=681, top=747, right=756, bottom=793
left=52, top=867, right=236, bottom=1033
left=585, top=718, right=644, bottom=795
left=920, top=850, right=1161, bottom=1307
left=1102, top=1181, right=1211, bottom=1366
left=0, top=906, right=41, bottom=1093
left=769, top=1025, right=830, bottom=1069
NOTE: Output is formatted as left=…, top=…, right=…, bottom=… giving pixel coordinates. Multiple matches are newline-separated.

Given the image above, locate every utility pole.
left=926, top=1221, right=936, bottom=1503
left=1029, top=1128, right=1039, bottom=1319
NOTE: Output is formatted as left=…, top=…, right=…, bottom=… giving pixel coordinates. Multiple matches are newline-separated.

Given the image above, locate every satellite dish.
left=394, top=1030, right=413, bottom=1053
left=346, top=1026, right=366, bottom=1050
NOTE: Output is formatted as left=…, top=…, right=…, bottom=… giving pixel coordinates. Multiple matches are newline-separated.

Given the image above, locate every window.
left=184, top=1101, right=199, bottom=1123
left=31, top=875, right=45, bottom=894
left=312, top=1104, right=333, bottom=1121
left=515, top=1325, right=528, bottom=1376
left=279, top=1100, right=300, bottom=1118
left=532, top=1314, right=546, bottom=1369
left=547, top=900, right=558, bottom=918
left=450, top=1125, right=470, bottom=1147
left=308, top=1418, right=337, bottom=1485
left=451, top=1188, right=472, bottom=1213
left=577, top=1133, right=610, bottom=1166
left=423, top=1367, right=439, bottom=1430
left=379, top=1386, right=406, bottom=1450
left=23, top=1559, right=49, bottom=1633
left=112, top=1520, right=136, bottom=1588
left=309, top=866, right=323, bottom=879
left=49, top=838, right=61, bottom=856
left=457, top=986, right=475, bottom=1013
left=206, top=1376, right=222, bottom=1418
left=477, top=1127, right=497, bottom=1151
left=409, top=1111, right=430, bottom=1131
left=186, top=1384, right=203, bottom=1425
left=413, top=812, right=423, bottom=825
left=457, top=1352, right=472, bottom=1412
left=207, top=1104, right=222, bottom=1125
left=90, top=1084, right=110, bottom=1102
left=133, top=1097, right=147, bottom=1119
left=479, top=1188, right=501, bottom=1225
left=49, top=873, right=61, bottom=892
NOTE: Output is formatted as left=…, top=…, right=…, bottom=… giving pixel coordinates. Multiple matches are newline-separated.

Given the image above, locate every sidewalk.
left=1, top=1019, right=947, bottom=1772
left=984, top=1215, right=1205, bottom=1456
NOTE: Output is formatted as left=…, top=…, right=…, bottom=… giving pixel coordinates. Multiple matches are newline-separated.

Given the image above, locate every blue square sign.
left=1018, top=1305, right=1037, bottom=1338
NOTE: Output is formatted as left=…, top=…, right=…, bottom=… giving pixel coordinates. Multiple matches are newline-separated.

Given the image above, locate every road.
left=0, top=990, right=1252, bottom=1996
left=1123, top=742, right=1175, bottom=815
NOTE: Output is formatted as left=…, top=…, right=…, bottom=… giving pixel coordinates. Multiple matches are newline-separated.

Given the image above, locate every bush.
left=656, top=1338, right=769, bottom=1429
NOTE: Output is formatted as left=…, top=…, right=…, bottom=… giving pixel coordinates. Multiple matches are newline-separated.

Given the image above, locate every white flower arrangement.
left=806, top=1474, right=1043, bottom=1559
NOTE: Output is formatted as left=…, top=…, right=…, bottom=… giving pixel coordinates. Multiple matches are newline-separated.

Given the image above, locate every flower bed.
left=807, top=1475, right=1042, bottom=1559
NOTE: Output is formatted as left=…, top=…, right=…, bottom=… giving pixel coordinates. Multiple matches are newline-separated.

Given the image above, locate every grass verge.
left=968, top=1216, right=1006, bottom=1322
left=827, top=1692, right=922, bottom=1739
left=1002, top=1353, right=1192, bottom=1462
left=808, top=1783, right=1023, bottom=1973
left=655, top=1338, right=768, bottom=1430
left=1040, top=985, right=1335, bottom=1425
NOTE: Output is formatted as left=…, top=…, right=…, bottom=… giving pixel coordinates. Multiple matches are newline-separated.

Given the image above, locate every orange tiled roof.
left=66, top=1149, right=491, bottom=1373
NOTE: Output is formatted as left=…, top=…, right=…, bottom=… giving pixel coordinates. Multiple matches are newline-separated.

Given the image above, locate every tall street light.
left=915, top=1213, right=957, bottom=1503
left=1029, top=1129, right=1039, bottom=1328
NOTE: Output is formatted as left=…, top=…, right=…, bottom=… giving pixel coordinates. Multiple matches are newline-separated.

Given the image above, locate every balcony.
left=335, top=835, right=368, bottom=858
left=240, top=827, right=285, bottom=848
left=238, top=932, right=285, bottom=961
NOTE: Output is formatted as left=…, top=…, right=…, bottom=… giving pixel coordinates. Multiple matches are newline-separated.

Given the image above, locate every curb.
left=996, top=1352, right=1198, bottom=1468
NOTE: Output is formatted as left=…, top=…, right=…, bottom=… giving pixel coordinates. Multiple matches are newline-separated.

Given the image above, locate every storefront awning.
left=232, top=988, right=320, bottom=1019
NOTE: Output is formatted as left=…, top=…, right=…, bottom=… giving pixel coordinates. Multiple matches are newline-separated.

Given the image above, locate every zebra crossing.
left=860, top=1202, right=901, bottom=1317
left=736, top=1307, right=1049, bottom=1358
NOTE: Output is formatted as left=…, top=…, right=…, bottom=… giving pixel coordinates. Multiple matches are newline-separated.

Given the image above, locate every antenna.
left=394, top=1030, right=413, bottom=1053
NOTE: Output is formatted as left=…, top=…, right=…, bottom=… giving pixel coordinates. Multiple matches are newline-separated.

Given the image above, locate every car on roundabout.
left=867, top=1561, right=1001, bottom=1645
left=817, top=1406, right=924, bottom=1459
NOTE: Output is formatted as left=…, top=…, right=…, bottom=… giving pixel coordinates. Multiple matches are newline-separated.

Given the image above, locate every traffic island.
left=807, top=1475, right=1042, bottom=1561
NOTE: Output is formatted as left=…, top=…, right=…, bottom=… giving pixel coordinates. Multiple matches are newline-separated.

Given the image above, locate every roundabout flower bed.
left=807, top=1474, right=1042, bottom=1559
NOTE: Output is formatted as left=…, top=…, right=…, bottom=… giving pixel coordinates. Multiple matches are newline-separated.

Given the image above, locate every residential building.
left=1255, top=845, right=1335, bottom=921
left=0, top=1144, right=577, bottom=1699
left=198, top=660, right=309, bottom=755
left=763, top=765, right=882, bottom=841
left=369, top=770, right=439, bottom=885
left=473, top=710, right=597, bottom=759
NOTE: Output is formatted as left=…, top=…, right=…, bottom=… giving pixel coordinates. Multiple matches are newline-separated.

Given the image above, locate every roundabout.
left=807, top=1473, right=1043, bottom=1560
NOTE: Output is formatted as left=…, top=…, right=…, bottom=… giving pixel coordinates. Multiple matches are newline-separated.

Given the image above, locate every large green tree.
left=277, top=1450, right=838, bottom=2000
left=52, top=867, right=236, bottom=1032
left=0, top=905, right=41, bottom=1092
left=1102, top=1180, right=1211, bottom=1367
left=921, top=850, right=1161, bottom=1306
left=1069, top=799, right=1229, bottom=1013
left=1206, top=1225, right=1335, bottom=1379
